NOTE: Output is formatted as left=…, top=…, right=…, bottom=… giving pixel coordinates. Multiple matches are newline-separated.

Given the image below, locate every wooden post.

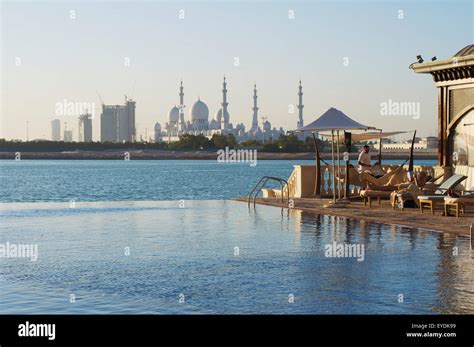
left=470, top=223, right=473, bottom=252
left=345, top=159, right=350, bottom=199
left=378, top=129, right=382, bottom=164
left=409, top=130, right=417, bottom=173
left=312, top=133, right=321, bottom=197
left=336, top=130, right=341, bottom=200
left=331, top=130, right=336, bottom=204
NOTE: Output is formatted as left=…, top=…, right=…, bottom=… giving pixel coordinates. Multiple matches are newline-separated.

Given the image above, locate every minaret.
left=179, top=80, right=185, bottom=131
left=251, top=83, right=259, bottom=131
left=221, top=76, right=229, bottom=131
left=297, top=80, right=304, bottom=129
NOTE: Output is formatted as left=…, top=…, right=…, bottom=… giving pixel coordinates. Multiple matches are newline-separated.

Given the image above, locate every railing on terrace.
left=265, top=164, right=437, bottom=199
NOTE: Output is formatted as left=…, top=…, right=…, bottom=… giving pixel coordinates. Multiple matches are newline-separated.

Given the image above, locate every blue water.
left=2, top=159, right=472, bottom=314
left=0, top=200, right=472, bottom=314
left=0, top=159, right=436, bottom=202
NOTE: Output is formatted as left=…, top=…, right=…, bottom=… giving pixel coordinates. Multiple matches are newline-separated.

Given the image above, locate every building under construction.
left=100, top=97, right=136, bottom=143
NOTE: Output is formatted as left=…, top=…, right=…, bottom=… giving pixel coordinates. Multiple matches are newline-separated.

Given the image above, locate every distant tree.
left=0, top=134, right=340, bottom=153
left=211, top=134, right=226, bottom=149
left=225, top=134, right=237, bottom=148
left=262, top=142, right=280, bottom=152
left=239, top=139, right=261, bottom=148
left=167, top=134, right=213, bottom=150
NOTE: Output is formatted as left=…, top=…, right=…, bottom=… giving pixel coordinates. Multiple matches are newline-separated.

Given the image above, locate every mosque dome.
left=215, top=108, right=230, bottom=123
left=154, top=122, right=161, bottom=131
left=209, top=119, right=219, bottom=129
left=169, top=106, right=179, bottom=123
left=191, top=99, right=209, bottom=122
left=263, top=120, right=271, bottom=131
left=454, top=44, right=474, bottom=57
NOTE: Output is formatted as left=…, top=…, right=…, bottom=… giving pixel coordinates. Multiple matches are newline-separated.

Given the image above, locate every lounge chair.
left=359, top=165, right=410, bottom=208
left=392, top=175, right=441, bottom=210
left=360, top=189, right=392, bottom=207
left=417, top=174, right=467, bottom=214
left=338, top=164, right=407, bottom=190
left=361, top=165, right=407, bottom=187
left=444, top=189, right=474, bottom=218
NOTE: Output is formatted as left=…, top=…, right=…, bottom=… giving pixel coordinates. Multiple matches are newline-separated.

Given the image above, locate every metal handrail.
left=248, top=176, right=289, bottom=207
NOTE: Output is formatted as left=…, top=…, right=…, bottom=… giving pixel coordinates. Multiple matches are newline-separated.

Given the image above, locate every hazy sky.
left=1, top=0, right=473, bottom=141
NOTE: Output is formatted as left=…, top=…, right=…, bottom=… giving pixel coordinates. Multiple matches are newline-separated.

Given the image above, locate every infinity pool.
left=0, top=200, right=472, bottom=314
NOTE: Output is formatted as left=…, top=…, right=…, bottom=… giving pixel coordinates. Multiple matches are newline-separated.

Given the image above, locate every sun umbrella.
left=294, top=107, right=376, bottom=204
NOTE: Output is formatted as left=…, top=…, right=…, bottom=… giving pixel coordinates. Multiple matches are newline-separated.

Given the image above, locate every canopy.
left=319, top=131, right=407, bottom=142
left=294, top=107, right=375, bottom=132
left=293, top=107, right=376, bottom=205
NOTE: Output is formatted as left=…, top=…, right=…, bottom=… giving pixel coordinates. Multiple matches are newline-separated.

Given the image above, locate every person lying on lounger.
left=364, top=170, right=431, bottom=191
left=388, top=172, right=436, bottom=208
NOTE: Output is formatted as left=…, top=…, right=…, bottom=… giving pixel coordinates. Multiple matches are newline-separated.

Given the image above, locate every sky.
left=1, top=0, right=473, bottom=141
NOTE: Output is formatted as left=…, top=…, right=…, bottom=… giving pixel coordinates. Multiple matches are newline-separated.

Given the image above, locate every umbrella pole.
left=331, top=130, right=336, bottom=204
left=312, top=132, right=321, bottom=197
left=336, top=129, right=341, bottom=200
left=408, top=130, right=417, bottom=173
left=378, top=129, right=382, bottom=164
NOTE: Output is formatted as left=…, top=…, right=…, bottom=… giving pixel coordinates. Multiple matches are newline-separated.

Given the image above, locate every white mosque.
left=154, top=77, right=304, bottom=143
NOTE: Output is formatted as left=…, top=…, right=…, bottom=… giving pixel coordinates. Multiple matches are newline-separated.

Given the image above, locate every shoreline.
left=0, top=150, right=438, bottom=160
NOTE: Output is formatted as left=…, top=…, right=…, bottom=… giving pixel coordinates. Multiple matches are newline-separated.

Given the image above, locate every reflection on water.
left=0, top=200, right=472, bottom=314
left=288, top=209, right=474, bottom=314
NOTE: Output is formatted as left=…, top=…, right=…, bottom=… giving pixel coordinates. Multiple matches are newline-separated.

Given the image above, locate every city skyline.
left=1, top=0, right=473, bottom=141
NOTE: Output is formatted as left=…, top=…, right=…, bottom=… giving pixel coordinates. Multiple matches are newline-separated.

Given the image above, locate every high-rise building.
left=51, top=119, right=61, bottom=141
left=125, top=99, right=136, bottom=142
left=78, top=113, right=93, bottom=142
left=64, top=130, right=73, bottom=142
left=100, top=105, right=118, bottom=142
left=117, top=106, right=128, bottom=143
left=100, top=99, right=136, bottom=143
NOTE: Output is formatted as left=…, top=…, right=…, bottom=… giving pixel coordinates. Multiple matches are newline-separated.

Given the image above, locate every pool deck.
left=233, top=197, right=472, bottom=236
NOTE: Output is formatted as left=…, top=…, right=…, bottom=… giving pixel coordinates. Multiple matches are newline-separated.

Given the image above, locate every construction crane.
left=96, top=91, right=104, bottom=108
left=129, top=80, right=136, bottom=100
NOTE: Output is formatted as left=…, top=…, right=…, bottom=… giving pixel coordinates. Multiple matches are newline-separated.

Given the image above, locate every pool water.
left=0, top=200, right=472, bottom=314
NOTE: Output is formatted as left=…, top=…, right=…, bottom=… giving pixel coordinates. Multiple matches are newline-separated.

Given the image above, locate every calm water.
left=0, top=200, right=472, bottom=314
left=0, top=159, right=436, bottom=202
left=1, top=159, right=472, bottom=314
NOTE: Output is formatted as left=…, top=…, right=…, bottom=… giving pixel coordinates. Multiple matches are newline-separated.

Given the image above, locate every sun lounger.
left=393, top=191, right=416, bottom=210
left=361, top=165, right=407, bottom=188
left=444, top=190, right=474, bottom=218
left=417, top=174, right=467, bottom=214
left=360, top=189, right=392, bottom=207
left=444, top=197, right=470, bottom=218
